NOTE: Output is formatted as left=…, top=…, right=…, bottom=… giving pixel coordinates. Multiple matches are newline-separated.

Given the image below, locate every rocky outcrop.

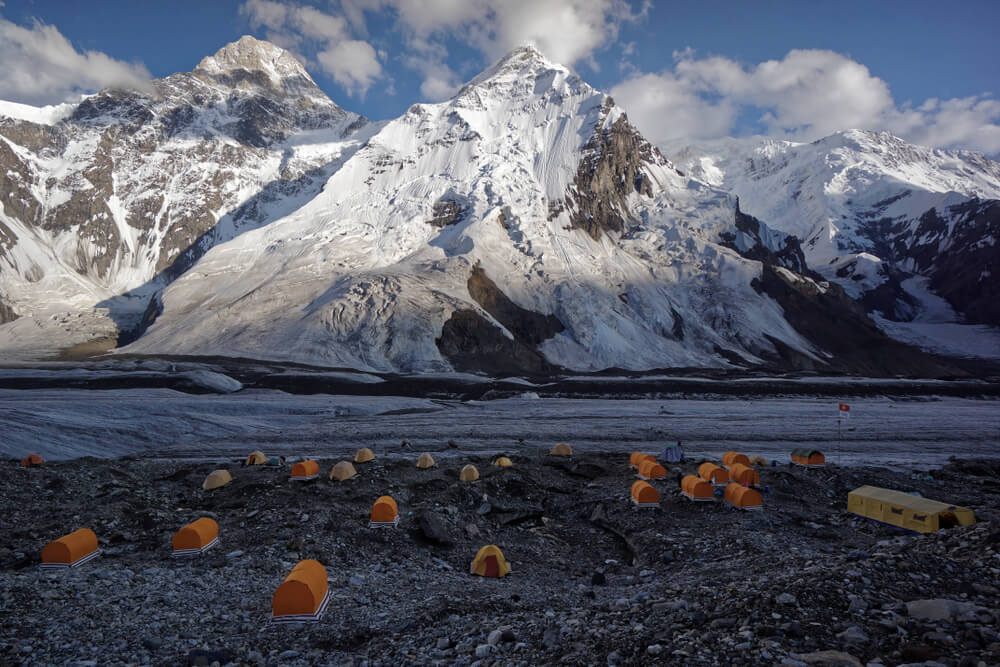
left=466, top=265, right=564, bottom=346
left=753, top=265, right=961, bottom=376
left=914, top=200, right=999, bottom=325
left=564, top=100, right=663, bottom=241
left=720, top=200, right=811, bottom=276
left=435, top=308, right=557, bottom=375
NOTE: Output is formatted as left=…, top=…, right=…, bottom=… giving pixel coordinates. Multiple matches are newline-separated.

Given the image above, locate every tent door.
left=484, top=556, right=499, bottom=578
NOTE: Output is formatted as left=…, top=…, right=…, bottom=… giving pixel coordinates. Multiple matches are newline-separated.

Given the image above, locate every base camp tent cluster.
left=722, top=451, right=751, bottom=468
left=848, top=485, right=975, bottom=533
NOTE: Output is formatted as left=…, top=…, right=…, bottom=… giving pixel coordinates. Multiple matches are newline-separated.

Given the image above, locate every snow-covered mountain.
left=671, top=132, right=1000, bottom=334
left=0, top=38, right=994, bottom=374
left=0, top=36, right=368, bottom=355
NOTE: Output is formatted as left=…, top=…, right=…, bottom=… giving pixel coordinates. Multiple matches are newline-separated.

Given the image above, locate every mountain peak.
left=194, top=36, right=317, bottom=90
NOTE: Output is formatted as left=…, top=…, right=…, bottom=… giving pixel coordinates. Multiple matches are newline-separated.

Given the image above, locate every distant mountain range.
left=0, top=36, right=996, bottom=375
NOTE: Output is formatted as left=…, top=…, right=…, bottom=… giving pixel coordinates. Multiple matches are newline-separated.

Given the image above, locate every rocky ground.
left=1, top=450, right=998, bottom=666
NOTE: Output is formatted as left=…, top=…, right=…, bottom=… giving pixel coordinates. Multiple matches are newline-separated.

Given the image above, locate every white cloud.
left=317, top=40, right=382, bottom=97
left=612, top=49, right=1000, bottom=154
left=240, top=0, right=382, bottom=97
left=0, top=12, right=151, bottom=106
left=341, top=0, right=647, bottom=101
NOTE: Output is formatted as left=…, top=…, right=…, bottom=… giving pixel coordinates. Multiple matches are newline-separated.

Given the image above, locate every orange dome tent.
left=630, top=480, right=660, bottom=508
left=470, top=545, right=510, bottom=578
left=722, top=451, right=750, bottom=468
left=724, top=482, right=763, bottom=511
left=271, top=559, right=330, bottom=623
left=172, top=518, right=219, bottom=557
left=681, top=475, right=715, bottom=502
left=329, top=461, right=357, bottom=481
left=549, top=442, right=573, bottom=456
left=290, top=460, right=319, bottom=481
left=630, top=452, right=655, bottom=468
left=791, top=449, right=825, bottom=467
left=459, top=464, right=480, bottom=482
left=493, top=456, right=513, bottom=468
left=20, top=453, right=44, bottom=467
left=637, top=459, right=667, bottom=480
left=728, top=463, right=760, bottom=486
left=416, top=453, right=436, bottom=469
left=202, top=469, right=232, bottom=490
left=41, top=528, right=100, bottom=570
left=369, top=495, right=399, bottom=528
left=354, top=447, right=375, bottom=463
left=698, top=462, right=729, bottom=486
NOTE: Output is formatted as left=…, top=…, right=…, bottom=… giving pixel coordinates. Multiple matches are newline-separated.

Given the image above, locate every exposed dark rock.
left=752, top=264, right=962, bottom=377
left=466, top=265, right=564, bottom=346
left=435, top=309, right=557, bottom=376
left=415, top=510, right=454, bottom=547
left=564, top=99, right=665, bottom=240
left=720, top=200, right=812, bottom=276
left=428, top=199, right=466, bottom=228
left=921, top=199, right=999, bottom=325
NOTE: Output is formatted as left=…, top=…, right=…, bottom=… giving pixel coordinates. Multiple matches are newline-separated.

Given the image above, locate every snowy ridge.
left=0, top=36, right=368, bottom=345
left=125, top=46, right=823, bottom=372
left=0, top=40, right=996, bottom=372
left=671, top=130, right=1000, bottom=339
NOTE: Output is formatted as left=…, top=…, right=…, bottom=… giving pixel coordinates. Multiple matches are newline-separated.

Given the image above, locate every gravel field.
left=2, top=451, right=998, bottom=666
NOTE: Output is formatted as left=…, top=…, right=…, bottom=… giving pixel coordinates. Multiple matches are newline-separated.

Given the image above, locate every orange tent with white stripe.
left=728, top=463, right=760, bottom=486
left=681, top=475, right=714, bottom=501
left=724, top=483, right=763, bottom=510
left=698, top=462, right=728, bottom=485
left=637, top=459, right=666, bottom=480
left=291, top=460, right=319, bottom=481
left=370, top=496, right=399, bottom=527
left=272, top=559, right=329, bottom=623
left=41, top=528, right=100, bottom=570
left=722, top=451, right=750, bottom=468
left=630, top=480, right=659, bottom=507
left=172, top=518, right=219, bottom=557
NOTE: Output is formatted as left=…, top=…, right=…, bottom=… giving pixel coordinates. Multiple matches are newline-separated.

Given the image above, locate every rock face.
left=564, top=99, right=664, bottom=241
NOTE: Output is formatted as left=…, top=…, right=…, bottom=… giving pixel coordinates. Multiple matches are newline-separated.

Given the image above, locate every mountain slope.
left=0, top=40, right=989, bottom=373
left=670, top=132, right=1000, bottom=338
left=122, top=47, right=943, bottom=374
left=0, top=36, right=369, bottom=355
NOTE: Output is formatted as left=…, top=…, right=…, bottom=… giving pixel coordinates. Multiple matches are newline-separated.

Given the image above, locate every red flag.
left=839, top=403, right=850, bottom=412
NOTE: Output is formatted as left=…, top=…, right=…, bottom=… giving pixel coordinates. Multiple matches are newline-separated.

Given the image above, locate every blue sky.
left=2, top=0, right=999, bottom=152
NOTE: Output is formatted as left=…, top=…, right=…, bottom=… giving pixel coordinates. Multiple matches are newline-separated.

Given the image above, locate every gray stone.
left=436, top=638, right=450, bottom=650
left=776, top=592, right=797, bottom=605
left=647, top=644, right=663, bottom=655
left=475, top=644, right=494, bottom=658
left=797, top=650, right=863, bottom=666
left=279, top=650, right=300, bottom=660
left=837, top=626, right=869, bottom=645
left=488, top=630, right=503, bottom=646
